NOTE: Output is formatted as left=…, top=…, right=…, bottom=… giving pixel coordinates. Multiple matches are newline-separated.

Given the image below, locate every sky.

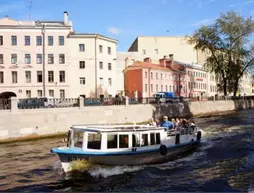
left=0, top=0, right=253, bottom=51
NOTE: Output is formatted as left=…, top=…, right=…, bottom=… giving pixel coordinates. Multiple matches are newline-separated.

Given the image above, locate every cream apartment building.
left=68, top=33, right=117, bottom=98
left=0, top=12, right=118, bottom=99
left=128, top=36, right=207, bottom=64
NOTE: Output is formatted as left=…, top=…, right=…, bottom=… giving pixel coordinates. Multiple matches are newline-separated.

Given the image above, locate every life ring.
left=197, top=131, right=201, bottom=141
left=159, top=145, right=167, bottom=156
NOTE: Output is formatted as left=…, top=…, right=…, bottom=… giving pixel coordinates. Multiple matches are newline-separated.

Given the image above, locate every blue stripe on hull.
left=51, top=140, right=201, bottom=156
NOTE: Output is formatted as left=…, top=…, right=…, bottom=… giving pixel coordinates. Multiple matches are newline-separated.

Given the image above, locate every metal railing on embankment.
left=0, top=95, right=253, bottom=111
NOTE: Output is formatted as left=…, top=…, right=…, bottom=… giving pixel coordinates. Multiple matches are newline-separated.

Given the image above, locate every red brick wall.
left=124, top=69, right=143, bottom=98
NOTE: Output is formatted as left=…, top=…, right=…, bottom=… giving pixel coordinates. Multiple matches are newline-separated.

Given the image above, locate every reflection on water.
left=0, top=109, right=254, bottom=192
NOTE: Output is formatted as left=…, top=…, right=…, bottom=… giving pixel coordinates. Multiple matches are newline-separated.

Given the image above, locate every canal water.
left=0, top=109, right=254, bottom=192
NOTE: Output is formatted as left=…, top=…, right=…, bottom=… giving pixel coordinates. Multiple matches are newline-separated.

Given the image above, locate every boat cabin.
left=67, top=125, right=167, bottom=152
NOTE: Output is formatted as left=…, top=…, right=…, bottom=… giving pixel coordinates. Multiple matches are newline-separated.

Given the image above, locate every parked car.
left=18, top=98, right=44, bottom=109
left=84, top=98, right=101, bottom=106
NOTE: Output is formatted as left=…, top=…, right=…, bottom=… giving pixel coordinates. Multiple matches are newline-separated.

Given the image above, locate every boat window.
left=150, top=133, right=155, bottom=145
left=73, top=131, right=84, bottom=148
left=87, top=133, right=101, bottom=150
left=119, top=134, right=129, bottom=148
left=132, top=134, right=140, bottom=147
left=141, top=134, right=148, bottom=147
left=156, top=133, right=161, bottom=144
left=107, top=134, right=117, bottom=149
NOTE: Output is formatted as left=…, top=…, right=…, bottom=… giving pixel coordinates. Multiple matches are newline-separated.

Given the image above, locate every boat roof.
left=70, top=124, right=166, bottom=133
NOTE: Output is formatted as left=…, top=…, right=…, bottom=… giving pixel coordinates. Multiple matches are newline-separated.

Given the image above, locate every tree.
left=188, top=11, right=254, bottom=96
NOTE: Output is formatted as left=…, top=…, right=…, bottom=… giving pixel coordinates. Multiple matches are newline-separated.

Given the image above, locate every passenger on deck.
left=148, top=118, right=157, bottom=126
left=160, top=116, right=173, bottom=130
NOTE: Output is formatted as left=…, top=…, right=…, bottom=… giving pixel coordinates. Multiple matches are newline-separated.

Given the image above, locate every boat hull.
left=57, top=141, right=200, bottom=173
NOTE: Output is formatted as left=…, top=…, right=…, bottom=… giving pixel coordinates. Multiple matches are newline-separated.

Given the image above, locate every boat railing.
left=167, top=126, right=198, bottom=136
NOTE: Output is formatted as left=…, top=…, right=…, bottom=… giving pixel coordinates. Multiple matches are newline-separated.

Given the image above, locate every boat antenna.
left=28, top=0, right=32, bottom=21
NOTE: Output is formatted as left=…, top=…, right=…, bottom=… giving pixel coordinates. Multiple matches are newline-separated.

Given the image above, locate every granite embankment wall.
left=0, top=99, right=253, bottom=142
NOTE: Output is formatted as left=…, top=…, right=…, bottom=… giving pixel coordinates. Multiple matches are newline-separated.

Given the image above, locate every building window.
left=145, top=84, right=147, bottom=92
left=108, top=63, right=112, bottom=70
left=59, top=71, right=65, bottom=82
left=79, top=44, right=85, bottom=52
left=48, top=54, right=54, bottom=64
left=0, top=36, right=3, bottom=45
left=36, top=54, right=42, bottom=64
left=108, top=78, right=112, bottom=86
left=151, top=72, right=153, bottom=79
left=99, top=62, right=103, bottom=69
left=79, top=61, right=85, bottom=69
left=48, top=71, right=54, bottom=83
left=59, top=54, right=65, bottom=64
left=11, top=54, right=17, bottom=64
left=25, top=36, right=30, bottom=45
left=155, top=49, right=158, bottom=54
left=156, top=73, right=158, bottom=79
left=36, top=36, right=42, bottom=46
left=80, top=77, right=86, bottom=85
left=151, top=84, right=153, bottom=92
left=166, top=85, right=168, bottom=91
left=25, top=71, right=31, bottom=83
left=0, top=54, right=3, bottom=64
left=49, top=90, right=54, bottom=97
left=48, top=36, right=53, bottom=46
left=0, top=71, right=4, bottom=83
left=37, top=90, right=42, bottom=97
left=99, top=45, right=103, bottom=53
left=161, top=73, right=163, bottom=79
left=37, top=71, right=42, bottom=83
left=59, top=36, right=64, bottom=45
left=145, top=72, right=148, bottom=78
left=26, top=90, right=31, bottom=98
left=108, top=47, right=111, bottom=55
left=60, top=89, right=65, bottom=98
left=0, top=54, right=4, bottom=64
left=99, top=77, right=103, bottom=86
left=143, top=49, right=146, bottom=54
left=11, top=36, right=17, bottom=46
left=25, top=54, right=31, bottom=64
left=161, top=85, right=163, bottom=92
left=12, top=71, right=17, bottom=83
left=156, top=85, right=158, bottom=92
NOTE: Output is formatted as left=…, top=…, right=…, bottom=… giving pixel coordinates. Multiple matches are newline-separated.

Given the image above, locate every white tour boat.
left=51, top=124, right=202, bottom=173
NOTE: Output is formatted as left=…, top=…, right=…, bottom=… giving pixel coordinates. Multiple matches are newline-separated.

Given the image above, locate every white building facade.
left=0, top=12, right=118, bottom=99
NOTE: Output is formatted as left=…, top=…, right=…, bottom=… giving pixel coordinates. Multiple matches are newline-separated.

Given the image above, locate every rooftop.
left=68, top=33, right=117, bottom=43
left=71, top=124, right=164, bottom=133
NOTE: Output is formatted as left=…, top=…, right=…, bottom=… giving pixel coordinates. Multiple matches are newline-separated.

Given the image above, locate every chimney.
left=143, top=57, right=151, bottom=63
left=125, top=57, right=129, bottom=68
left=169, top=54, right=174, bottom=61
left=159, top=58, right=166, bottom=68
left=64, top=11, right=69, bottom=25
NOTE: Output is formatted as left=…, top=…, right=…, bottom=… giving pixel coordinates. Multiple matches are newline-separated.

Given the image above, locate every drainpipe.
left=94, top=35, right=98, bottom=98
left=148, top=68, right=151, bottom=98
left=42, top=24, right=46, bottom=97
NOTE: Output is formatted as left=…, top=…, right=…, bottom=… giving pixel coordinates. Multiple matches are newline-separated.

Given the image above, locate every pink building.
left=123, top=55, right=188, bottom=98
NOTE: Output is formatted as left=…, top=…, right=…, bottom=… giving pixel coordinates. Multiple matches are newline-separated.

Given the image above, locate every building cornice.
left=68, top=33, right=117, bottom=43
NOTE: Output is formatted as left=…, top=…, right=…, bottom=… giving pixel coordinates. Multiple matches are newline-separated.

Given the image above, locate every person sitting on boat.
left=160, top=116, right=173, bottom=130
left=148, top=118, right=157, bottom=126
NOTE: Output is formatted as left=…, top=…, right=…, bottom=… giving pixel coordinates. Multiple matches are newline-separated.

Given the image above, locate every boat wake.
left=88, top=165, right=145, bottom=178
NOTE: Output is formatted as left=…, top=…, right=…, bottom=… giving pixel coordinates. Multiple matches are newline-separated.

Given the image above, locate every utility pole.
left=42, top=25, right=46, bottom=97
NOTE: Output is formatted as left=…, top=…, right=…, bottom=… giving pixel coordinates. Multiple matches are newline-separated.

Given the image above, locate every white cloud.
left=192, top=19, right=213, bottom=27
left=107, top=27, right=120, bottom=35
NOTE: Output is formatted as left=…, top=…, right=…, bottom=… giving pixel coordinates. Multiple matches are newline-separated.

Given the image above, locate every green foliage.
left=188, top=11, right=254, bottom=96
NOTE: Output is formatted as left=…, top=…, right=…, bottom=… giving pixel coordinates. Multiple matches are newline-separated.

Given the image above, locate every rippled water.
left=0, top=109, right=254, bottom=192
